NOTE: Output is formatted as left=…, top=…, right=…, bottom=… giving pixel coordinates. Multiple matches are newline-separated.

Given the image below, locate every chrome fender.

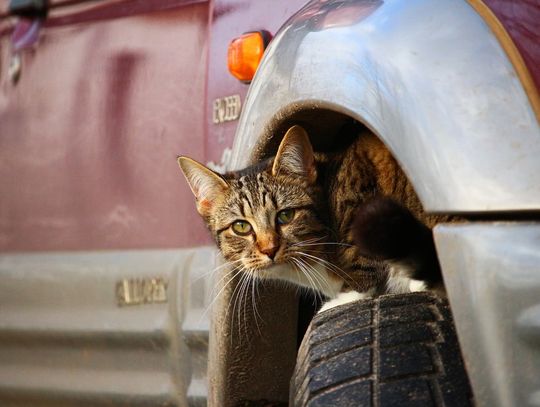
left=230, top=0, right=540, bottom=213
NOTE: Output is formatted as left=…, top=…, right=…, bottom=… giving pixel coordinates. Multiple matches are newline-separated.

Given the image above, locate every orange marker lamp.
left=227, top=31, right=271, bottom=83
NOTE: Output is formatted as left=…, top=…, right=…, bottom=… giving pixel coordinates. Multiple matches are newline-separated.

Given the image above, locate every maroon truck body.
left=1, top=0, right=539, bottom=253
left=0, top=0, right=307, bottom=253
left=0, top=1, right=212, bottom=251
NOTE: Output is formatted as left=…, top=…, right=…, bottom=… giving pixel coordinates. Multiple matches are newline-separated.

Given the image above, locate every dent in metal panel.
left=231, top=0, right=540, bottom=212
left=435, top=223, right=540, bottom=407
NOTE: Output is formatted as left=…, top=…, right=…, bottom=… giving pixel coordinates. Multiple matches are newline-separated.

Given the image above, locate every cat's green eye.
left=232, top=220, right=253, bottom=235
left=277, top=209, right=295, bottom=225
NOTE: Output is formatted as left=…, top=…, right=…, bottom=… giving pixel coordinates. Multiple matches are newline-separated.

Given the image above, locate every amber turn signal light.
left=228, top=31, right=271, bottom=83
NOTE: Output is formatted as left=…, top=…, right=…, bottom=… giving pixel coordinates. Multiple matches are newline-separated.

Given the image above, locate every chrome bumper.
left=435, top=223, right=540, bottom=407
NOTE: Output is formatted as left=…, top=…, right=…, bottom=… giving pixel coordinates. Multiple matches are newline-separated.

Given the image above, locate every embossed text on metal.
left=212, top=94, right=241, bottom=124
left=116, top=277, right=168, bottom=306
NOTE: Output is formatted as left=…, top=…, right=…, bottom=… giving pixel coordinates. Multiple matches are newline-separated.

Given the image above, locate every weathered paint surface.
left=0, top=1, right=211, bottom=251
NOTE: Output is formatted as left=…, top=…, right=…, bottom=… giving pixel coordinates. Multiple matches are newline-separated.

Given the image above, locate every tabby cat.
left=178, top=125, right=444, bottom=311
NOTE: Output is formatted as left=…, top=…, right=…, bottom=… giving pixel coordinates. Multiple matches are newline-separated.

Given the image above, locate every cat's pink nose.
left=260, top=245, right=279, bottom=260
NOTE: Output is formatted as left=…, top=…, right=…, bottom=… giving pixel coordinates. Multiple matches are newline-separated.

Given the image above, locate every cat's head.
left=177, top=125, right=329, bottom=282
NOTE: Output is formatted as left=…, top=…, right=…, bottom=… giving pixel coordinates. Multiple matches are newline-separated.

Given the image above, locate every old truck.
left=1, top=0, right=539, bottom=406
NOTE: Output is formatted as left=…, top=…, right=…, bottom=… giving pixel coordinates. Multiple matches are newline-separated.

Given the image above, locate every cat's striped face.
left=211, top=168, right=326, bottom=275
left=178, top=126, right=331, bottom=285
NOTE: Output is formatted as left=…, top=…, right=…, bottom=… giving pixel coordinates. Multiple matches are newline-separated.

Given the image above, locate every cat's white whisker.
left=294, top=241, right=354, bottom=248
left=294, top=256, right=334, bottom=298
left=234, top=267, right=258, bottom=341
left=241, top=269, right=259, bottom=339
left=238, top=271, right=252, bottom=336
left=202, top=264, right=245, bottom=320
left=307, top=263, right=334, bottom=296
left=229, top=269, right=250, bottom=342
left=209, top=262, right=244, bottom=297
left=296, top=247, right=334, bottom=255
left=248, top=270, right=263, bottom=336
left=291, top=257, right=326, bottom=303
left=293, top=257, right=323, bottom=292
left=296, top=251, right=356, bottom=288
left=290, top=258, right=314, bottom=290
left=238, top=272, right=251, bottom=340
left=193, top=258, right=244, bottom=286
left=290, top=236, right=328, bottom=246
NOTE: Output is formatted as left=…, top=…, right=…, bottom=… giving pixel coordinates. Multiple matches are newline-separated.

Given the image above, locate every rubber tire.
left=290, top=292, right=474, bottom=407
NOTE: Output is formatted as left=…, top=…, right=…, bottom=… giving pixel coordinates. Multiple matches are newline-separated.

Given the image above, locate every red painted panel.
left=0, top=2, right=211, bottom=251
left=205, top=0, right=309, bottom=169
left=483, top=0, right=540, bottom=92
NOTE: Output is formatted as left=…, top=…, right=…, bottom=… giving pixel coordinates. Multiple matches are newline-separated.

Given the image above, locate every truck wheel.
left=290, top=292, right=474, bottom=407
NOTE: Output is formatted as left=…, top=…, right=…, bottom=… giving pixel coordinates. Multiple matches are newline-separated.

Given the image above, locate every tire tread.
left=290, top=292, right=474, bottom=407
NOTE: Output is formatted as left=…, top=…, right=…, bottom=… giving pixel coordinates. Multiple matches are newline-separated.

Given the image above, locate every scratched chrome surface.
left=230, top=0, right=540, bottom=213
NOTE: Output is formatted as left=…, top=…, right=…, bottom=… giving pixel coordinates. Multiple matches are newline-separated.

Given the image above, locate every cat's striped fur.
left=178, top=125, right=445, bottom=304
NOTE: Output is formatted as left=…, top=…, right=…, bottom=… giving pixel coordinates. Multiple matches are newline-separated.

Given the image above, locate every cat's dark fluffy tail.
left=353, top=196, right=442, bottom=289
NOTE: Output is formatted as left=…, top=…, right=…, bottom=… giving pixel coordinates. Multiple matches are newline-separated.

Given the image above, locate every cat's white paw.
left=318, top=290, right=370, bottom=314
left=409, top=279, right=427, bottom=292
left=387, top=274, right=427, bottom=294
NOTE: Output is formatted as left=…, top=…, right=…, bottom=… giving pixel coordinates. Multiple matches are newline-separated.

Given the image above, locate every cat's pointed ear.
left=272, top=125, right=317, bottom=183
left=177, top=156, right=229, bottom=216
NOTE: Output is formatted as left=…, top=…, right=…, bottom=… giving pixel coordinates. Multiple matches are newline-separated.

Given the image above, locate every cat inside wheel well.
left=224, top=107, right=447, bottom=405
left=252, top=107, right=406, bottom=346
